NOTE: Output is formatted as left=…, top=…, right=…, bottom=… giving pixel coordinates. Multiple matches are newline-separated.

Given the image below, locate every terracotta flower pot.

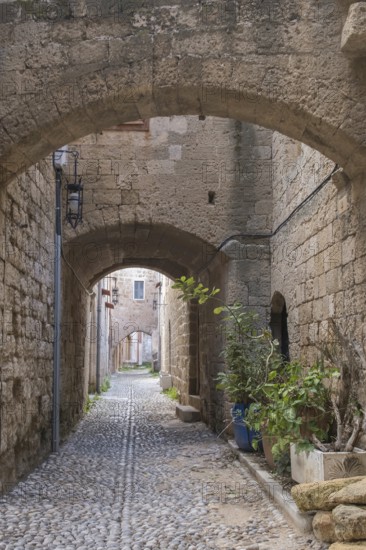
left=262, top=435, right=277, bottom=470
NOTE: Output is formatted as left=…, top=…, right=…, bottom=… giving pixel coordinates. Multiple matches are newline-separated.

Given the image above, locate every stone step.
left=188, top=394, right=201, bottom=409
left=176, top=404, right=201, bottom=423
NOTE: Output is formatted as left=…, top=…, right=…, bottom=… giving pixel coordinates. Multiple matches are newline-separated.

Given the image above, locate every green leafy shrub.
left=163, top=387, right=180, bottom=401
left=173, top=276, right=364, bottom=456
left=245, top=360, right=337, bottom=458
left=101, top=376, right=111, bottom=393
left=83, top=394, right=100, bottom=414
left=172, top=276, right=282, bottom=404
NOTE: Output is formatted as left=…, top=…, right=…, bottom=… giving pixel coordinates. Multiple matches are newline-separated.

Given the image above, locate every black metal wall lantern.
left=105, top=276, right=119, bottom=305
left=112, top=283, right=119, bottom=306
left=65, top=152, right=83, bottom=228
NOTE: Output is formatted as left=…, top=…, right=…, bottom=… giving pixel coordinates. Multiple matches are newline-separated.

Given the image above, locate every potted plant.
left=244, top=359, right=334, bottom=471
left=214, top=306, right=282, bottom=452
left=245, top=320, right=366, bottom=482
left=172, top=276, right=282, bottom=452
left=172, top=277, right=366, bottom=478
left=288, top=320, right=366, bottom=482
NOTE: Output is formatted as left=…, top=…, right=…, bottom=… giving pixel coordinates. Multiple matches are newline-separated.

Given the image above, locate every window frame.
left=133, top=280, right=145, bottom=301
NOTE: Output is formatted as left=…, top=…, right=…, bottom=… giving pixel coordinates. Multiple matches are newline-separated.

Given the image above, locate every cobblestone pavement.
left=0, top=370, right=328, bottom=550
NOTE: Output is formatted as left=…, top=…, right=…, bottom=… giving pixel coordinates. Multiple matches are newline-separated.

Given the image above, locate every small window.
left=133, top=280, right=144, bottom=300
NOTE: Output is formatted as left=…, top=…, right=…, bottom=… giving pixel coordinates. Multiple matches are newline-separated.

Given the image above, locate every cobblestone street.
left=0, top=370, right=326, bottom=549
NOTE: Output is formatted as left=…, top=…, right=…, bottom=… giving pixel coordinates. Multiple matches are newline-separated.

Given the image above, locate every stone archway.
left=63, top=222, right=226, bottom=288
left=0, top=1, right=365, bottom=184
left=3, top=0, right=366, bottom=491
left=61, top=220, right=230, bottom=421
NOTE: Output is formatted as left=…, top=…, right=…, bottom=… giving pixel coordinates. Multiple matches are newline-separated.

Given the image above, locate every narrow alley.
left=0, top=370, right=325, bottom=550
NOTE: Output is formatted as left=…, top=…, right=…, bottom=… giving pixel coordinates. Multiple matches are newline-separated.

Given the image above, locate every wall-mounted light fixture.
left=105, top=276, right=119, bottom=305
left=65, top=152, right=83, bottom=228
left=112, top=283, right=119, bottom=306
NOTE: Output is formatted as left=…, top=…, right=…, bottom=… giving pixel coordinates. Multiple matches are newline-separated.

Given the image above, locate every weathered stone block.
left=330, top=478, right=366, bottom=505
left=176, top=404, right=201, bottom=423
left=313, top=511, right=337, bottom=543
left=69, top=40, right=109, bottom=65
left=121, top=191, right=140, bottom=205
left=342, top=237, right=356, bottom=266
left=92, top=190, right=122, bottom=206
left=291, top=477, right=365, bottom=512
left=333, top=504, right=366, bottom=541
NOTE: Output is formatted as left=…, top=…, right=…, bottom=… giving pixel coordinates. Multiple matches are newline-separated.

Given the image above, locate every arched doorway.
left=270, top=292, right=290, bottom=362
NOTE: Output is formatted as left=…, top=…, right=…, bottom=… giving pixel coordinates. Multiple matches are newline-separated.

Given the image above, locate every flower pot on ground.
left=290, top=445, right=366, bottom=483
left=232, top=403, right=262, bottom=452
left=262, top=435, right=277, bottom=470
left=289, top=321, right=366, bottom=482
left=244, top=360, right=334, bottom=471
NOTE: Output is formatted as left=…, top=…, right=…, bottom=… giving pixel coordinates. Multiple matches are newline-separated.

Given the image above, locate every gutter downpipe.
left=96, top=281, right=102, bottom=394
left=52, top=158, right=62, bottom=453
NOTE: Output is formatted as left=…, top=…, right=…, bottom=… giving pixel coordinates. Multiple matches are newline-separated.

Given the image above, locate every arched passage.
left=82, top=262, right=218, bottom=416
left=63, top=222, right=227, bottom=288
left=3, top=84, right=366, bottom=496
left=118, top=330, right=152, bottom=367
left=1, top=0, right=366, bottom=494
left=62, top=224, right=230, bottom=416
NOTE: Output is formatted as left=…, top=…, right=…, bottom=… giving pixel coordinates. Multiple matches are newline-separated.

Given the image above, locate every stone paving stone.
left=0, top=370, right=328, bottom=549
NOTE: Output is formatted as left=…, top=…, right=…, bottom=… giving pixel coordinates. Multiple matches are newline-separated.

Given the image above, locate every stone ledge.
left=176, top=404, right=201, bottom=423
left=228, top=439, right=313, bottom=534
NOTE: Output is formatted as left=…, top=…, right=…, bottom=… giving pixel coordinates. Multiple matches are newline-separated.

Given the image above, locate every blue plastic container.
left=231, top=403, right=262, bottom=452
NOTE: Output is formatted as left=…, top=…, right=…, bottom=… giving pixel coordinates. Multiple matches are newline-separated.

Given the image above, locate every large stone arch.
left=66, top=222, right=231, bottom=424
left=63, top=222, right=228, bottom=287
left=0, top=0, right=365, bottom=183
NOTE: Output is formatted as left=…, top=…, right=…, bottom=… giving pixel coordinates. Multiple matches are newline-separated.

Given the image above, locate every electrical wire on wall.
left=196, top=163, right=339, bottom=276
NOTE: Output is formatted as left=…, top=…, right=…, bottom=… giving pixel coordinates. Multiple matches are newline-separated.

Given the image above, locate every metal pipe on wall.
left=52, top=162, right=62, bottom=453
left=96, top=280, right=102, bottom=394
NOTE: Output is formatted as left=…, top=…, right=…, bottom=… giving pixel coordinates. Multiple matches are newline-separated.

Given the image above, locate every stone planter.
left=159, top=373, right=172, bottom=390
left=291, top=444, right=366, bottom=483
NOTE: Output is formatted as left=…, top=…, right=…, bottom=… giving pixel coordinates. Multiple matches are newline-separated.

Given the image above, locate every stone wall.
left=270, top=132, right=366, bottom=410
left=0, top=154, right=92, bottom=489
left=160, top=277, right=191, bottom=402
left=63, top=117, right=274, bottom=287
left=60, top=258, right=90, bottom=436
left=0, top=160, right=55, bottom=487
left=87, top=277, right=113, bottom=393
